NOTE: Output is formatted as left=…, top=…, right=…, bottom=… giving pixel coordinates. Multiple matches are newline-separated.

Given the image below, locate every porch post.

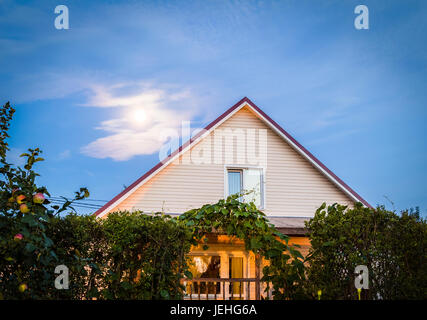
left=255, top=254, right=261, bottom=300
left=221, top=253, right=229, bottom=300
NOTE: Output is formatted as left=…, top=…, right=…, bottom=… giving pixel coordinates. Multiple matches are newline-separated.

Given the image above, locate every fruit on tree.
left=14, top=233, right=23, bottom=241
left=16, top=195, right=26, bottom=204
left=33, top=193, right=45, bottom=204
left=19, top=204, right=29, bottom=214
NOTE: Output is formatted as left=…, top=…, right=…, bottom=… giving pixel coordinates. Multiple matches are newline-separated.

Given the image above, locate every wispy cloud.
left=58, top=149, right=71, bottom=160
left=81, top=82, right=198, bottom=161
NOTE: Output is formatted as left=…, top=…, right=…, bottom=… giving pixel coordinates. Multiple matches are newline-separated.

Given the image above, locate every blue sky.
left=1, top=0, right=426, bottom=215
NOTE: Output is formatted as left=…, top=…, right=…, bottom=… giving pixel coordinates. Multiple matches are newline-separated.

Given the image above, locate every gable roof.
left=95, top=97, right=371, bottom=217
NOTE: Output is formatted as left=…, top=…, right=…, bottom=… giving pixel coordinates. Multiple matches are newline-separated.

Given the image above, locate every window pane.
left=188, top=256, right=220, bottom=278
left=229, top=257, right=244, bottom=298
left=187, top=256, right=220, bottom=295
left=228, top=170, right=242, bottom=196
left=243, top=169, right=262, bottom=207
left=229, top=257, right=243, bottom=278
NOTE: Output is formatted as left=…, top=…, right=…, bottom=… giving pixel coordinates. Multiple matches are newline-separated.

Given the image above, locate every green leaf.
left=25, top=243, right=37, bottom=252
left=266, top=249, right=280, bottom=258
left=186, top=220, right=194, bottom=227
left=160, top=290, right=169, bottom=299
left=120, top=281, right=132, bottom=290
left=250, top=238, right=262, bottom=250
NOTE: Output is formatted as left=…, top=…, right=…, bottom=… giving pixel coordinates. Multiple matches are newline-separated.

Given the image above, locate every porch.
left=182, top=278, right=272, bottom=300
left=181, top=221, right=309, bottom=300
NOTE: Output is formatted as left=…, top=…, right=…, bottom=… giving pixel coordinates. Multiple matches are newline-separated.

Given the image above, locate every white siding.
left=110, top=105, right=353, bottom=217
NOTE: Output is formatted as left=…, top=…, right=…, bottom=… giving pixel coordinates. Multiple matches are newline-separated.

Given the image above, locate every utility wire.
left=48, top=198, right=103, bottom=206
left=48, top=199, right=102, bottom=209
left=48, top=198, right=105, bottom=207
left=49, top=196, right=108, bottom=203
left=49, top=203, right=101, bottom=210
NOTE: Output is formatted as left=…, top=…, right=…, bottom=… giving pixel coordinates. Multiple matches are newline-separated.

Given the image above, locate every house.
left=94, top=97, right=370, bottom=299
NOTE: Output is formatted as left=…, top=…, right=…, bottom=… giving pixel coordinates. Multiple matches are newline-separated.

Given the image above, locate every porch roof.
left=167, top=213, right=309, bottom=236
left=267, top=217, right=309, bottom=236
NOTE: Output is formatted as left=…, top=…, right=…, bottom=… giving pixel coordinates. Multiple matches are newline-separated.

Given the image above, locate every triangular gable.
left=95, top=97, right=370, bottom=217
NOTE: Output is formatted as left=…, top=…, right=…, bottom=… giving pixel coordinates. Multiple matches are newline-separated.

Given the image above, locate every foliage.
left=99, top=211, right=192, bottom=299
left=46, top=213, right=106, bottom=299
left=0, top=101, right=90, bottom=299
left=47, top=212, right=192, bottom=300
left=305, top=202, right=427, bottom=300
left=180, top=194, right=306, bottom=299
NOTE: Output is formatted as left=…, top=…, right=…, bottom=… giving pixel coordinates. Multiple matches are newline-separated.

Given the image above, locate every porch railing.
left=181, top=278, right=272, bottom=300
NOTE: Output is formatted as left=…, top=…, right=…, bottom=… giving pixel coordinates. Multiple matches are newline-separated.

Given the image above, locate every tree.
left=0, top=101, right=89, bottom=299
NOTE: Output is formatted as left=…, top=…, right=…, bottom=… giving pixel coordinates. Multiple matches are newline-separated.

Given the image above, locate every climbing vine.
left=180, top=194, right=306, bottom=299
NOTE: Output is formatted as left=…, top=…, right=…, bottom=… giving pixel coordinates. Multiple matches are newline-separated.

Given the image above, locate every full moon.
left=132, top=108, right=146, bottom=124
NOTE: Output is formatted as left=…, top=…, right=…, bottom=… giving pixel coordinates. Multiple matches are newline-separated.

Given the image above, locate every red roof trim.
left=95, top=97, right=371, bottom=216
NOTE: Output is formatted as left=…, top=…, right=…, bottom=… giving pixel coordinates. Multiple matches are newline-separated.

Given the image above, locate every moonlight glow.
left=131, top=108, right=147, bottom=124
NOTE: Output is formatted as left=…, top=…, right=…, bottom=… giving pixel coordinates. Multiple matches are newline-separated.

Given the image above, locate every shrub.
left=46, top=213, right=106, bottom=299
left=99, top=211, right=192, bottom=299
left=305, top=202, right=427, bottom=300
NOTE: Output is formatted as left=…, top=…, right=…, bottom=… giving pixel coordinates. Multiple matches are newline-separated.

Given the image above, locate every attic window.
left=226, top=167, right=264, bottom=209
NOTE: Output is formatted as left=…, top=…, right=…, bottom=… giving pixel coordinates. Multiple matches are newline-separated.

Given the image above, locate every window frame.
left=224, top=165, right=266, bottom=209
